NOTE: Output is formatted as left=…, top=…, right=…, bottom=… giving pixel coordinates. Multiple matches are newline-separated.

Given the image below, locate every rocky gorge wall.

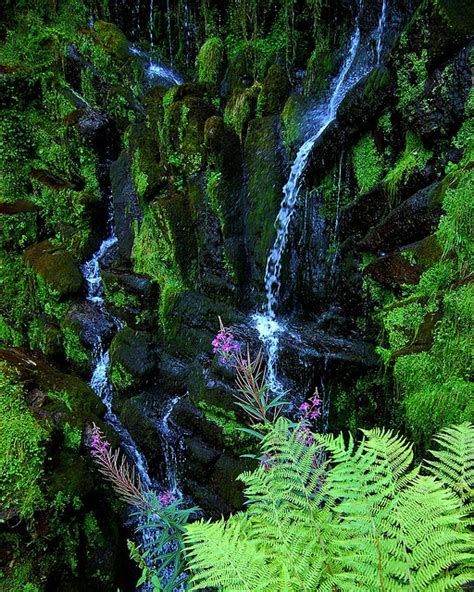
left=0, top=0, right=473, bottom=589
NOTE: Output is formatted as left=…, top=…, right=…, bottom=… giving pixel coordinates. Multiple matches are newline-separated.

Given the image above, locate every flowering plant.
left=86, top=423, right=196, bottom=592
left=212, top=318, right=289, bottom=428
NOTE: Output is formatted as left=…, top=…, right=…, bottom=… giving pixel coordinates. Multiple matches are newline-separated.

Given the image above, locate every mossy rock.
left=223, top=44, right=256, bottom=95
left=166, top=96, right=216, bottom=175
left=92, top=20, right=130, bottom=61
left=126, top=123, right=164, bottom=202
left=281, top=94, right=310, bottom=156
left=196, top=37, right=225, bottom=86
left=109, top=327, right=156, bottom=394
left=204, top=116, right=241, bottom=175
left=257, top=64, right=291, bottom=117
left=23, top=240, right=83, bottom=298
left=224, top=82, right=261, bottom=140
left=245, top=115, right=285, bottom=280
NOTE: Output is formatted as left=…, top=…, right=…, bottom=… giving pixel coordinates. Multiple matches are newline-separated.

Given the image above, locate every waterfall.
left=81, top=203, right=153, bottom=489
left=255, top=1, right=377, bottom=394
left=376, top=0, right=388, bottom=64
left=148, top=0, right=154, bottom=52
left=158, top=395, right=184, bottom=495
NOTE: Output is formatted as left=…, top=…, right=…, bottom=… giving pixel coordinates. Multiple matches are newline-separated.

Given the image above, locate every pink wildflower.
left=212, top=319, right=240, bottom=365
left=158, top=490, right=177, bottom=507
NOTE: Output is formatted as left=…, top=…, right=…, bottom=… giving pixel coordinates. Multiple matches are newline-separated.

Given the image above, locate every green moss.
left=384, top=132, right=432, bottom=200
left=352, top=134, right=383, bottom=194
left=110, top=361, right=134, bottom=392
left=224, top=82, right=261, bottom=140
left=196, top=37, right=225, bottom=85
left=198, top=401, right=253, bottom=448
left=378, top=111, right=393, bottom=136
left=61, top=323, right=90, bottom=368
left=0, top=364, right=46, bottom=519
left=436, top=168, right=474, bottom=272
left=396, top=49, right=428, bottom=110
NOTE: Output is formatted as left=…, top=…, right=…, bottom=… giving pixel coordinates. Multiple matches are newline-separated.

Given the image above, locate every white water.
left=376, top=0, right=388, bottom=64
left=81, top=213, right=153, bottom=489
left=255, top=1, right=386, bottom=393
left=130, top=46, right=183, bottom=85
left=159, top=395, right=184, bottom=495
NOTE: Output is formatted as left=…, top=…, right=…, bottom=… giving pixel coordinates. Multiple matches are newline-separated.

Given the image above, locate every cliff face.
left=0, top=0, right=472, bottom=588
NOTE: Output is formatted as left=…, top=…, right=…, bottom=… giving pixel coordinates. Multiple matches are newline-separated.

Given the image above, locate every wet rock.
left=92, top=20, right=130, bottom=61
left=23, top=240, right=83, bottom=298
left=364, top=252, right=421, bottom=289
left=110, top=152, right=142, bottom=260
left=245, top=115, right=286, bottom=281
left=257, top=64, right=291, bottom=117
left=403, top=45, right=472, bottom=145
left=210, top=454, right=253, bottom=509
left=119, top=394, right=164, bottom=476
left=78, top=110, right=120, bottom=162
left=358, top=181, right=443, bottom=252
left=109, top=327, right=157, bottom=395
left=67, top=302, right=116, bottom=348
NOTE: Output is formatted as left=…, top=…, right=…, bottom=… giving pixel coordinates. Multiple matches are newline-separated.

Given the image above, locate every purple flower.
left=158, top=490, right=177, bottom=507
left=299, top=402, right=310, bottom=412
left=212, top=325, right=240, bottom=365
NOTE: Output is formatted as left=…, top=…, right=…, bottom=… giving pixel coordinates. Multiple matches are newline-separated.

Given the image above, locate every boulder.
left=109, top=327, right=157, bottom=394
left=257, top=64, right=291, bottom=117
left=23, top=240, right=83, bottom=298
left=358, top=181, right=443, bottom=252
left=110, top=152, right=142, bottom=260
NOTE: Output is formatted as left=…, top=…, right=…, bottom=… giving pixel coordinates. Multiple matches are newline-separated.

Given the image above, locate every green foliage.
left=61, top=324, right=89, bottom=368
left=198, top=401, right=254, bottom=447
left=352, top=134, right=383, bottom=194
left=384, top=132, right=432, bottom=199
left=396, top=49, right=428, bottom=110
left=110, top=362, right=134, bottom=392
left=196, top=37, right=225, bottom=85
left=436, top=168, right=474, bottom=272
left=0, top=365, right=46, bottom=519
left=185, top=418, right=474, bottom=591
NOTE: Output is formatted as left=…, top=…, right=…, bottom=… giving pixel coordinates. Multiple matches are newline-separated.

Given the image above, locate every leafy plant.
left=185, top=419, right=474, bottom=591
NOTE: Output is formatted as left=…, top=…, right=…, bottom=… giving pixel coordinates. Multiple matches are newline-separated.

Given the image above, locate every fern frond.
left=185, top=514, right=270, bottom=591
left=425, top=422, right=474, bottom=505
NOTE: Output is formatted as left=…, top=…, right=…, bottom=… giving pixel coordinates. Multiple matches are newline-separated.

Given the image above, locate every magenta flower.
left=212, top=323, right=240, bottom=365
left=158, top=490, right=177, bottom=507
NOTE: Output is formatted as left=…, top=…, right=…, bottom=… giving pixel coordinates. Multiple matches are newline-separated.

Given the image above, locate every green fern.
left=184, top=420, right=474, bottom=591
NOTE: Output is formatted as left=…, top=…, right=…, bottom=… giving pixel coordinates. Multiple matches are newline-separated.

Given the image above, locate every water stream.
left=81, top=203, right=153, bottom=489
left=255, top=0, right=389, bottom=395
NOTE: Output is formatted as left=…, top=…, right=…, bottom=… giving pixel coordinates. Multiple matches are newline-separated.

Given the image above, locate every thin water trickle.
left=255, top=3, right=372, bottom=394
left=376, top=0, right=388, bottom=64
left=159, top=395, right=183, bottom=495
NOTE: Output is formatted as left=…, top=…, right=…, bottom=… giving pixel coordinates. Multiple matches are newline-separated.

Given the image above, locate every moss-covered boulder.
left=257, top=64, right=291, bottom=117
left=224, top=82, right=261, bottom=140
left=109, top=327, right=156, bottom=396
left=196, top=37, right=225, bottom=86
left=245, top=115, right=285, bottom=282
left=23, top=240, right=83, bottom=298
left=92, top=20, right=130, bottom=61
left=126, top=122, right=164, bottom=202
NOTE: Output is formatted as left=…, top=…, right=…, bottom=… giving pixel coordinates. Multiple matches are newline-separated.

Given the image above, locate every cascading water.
left=376, top=0, right=388, bottom=64
left=81, top=203, right=153, bottom=489
left=158, top=395, right=184, bottom=495
left=255, top=0, right=388, bottom=394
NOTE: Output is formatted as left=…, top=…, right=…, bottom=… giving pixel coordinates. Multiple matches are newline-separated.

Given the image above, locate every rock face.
left=358, top=182, right=443, bottom=252
left=110, top=152, right=142, bottom=259
left=24, top=240, right=83, bottom=297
